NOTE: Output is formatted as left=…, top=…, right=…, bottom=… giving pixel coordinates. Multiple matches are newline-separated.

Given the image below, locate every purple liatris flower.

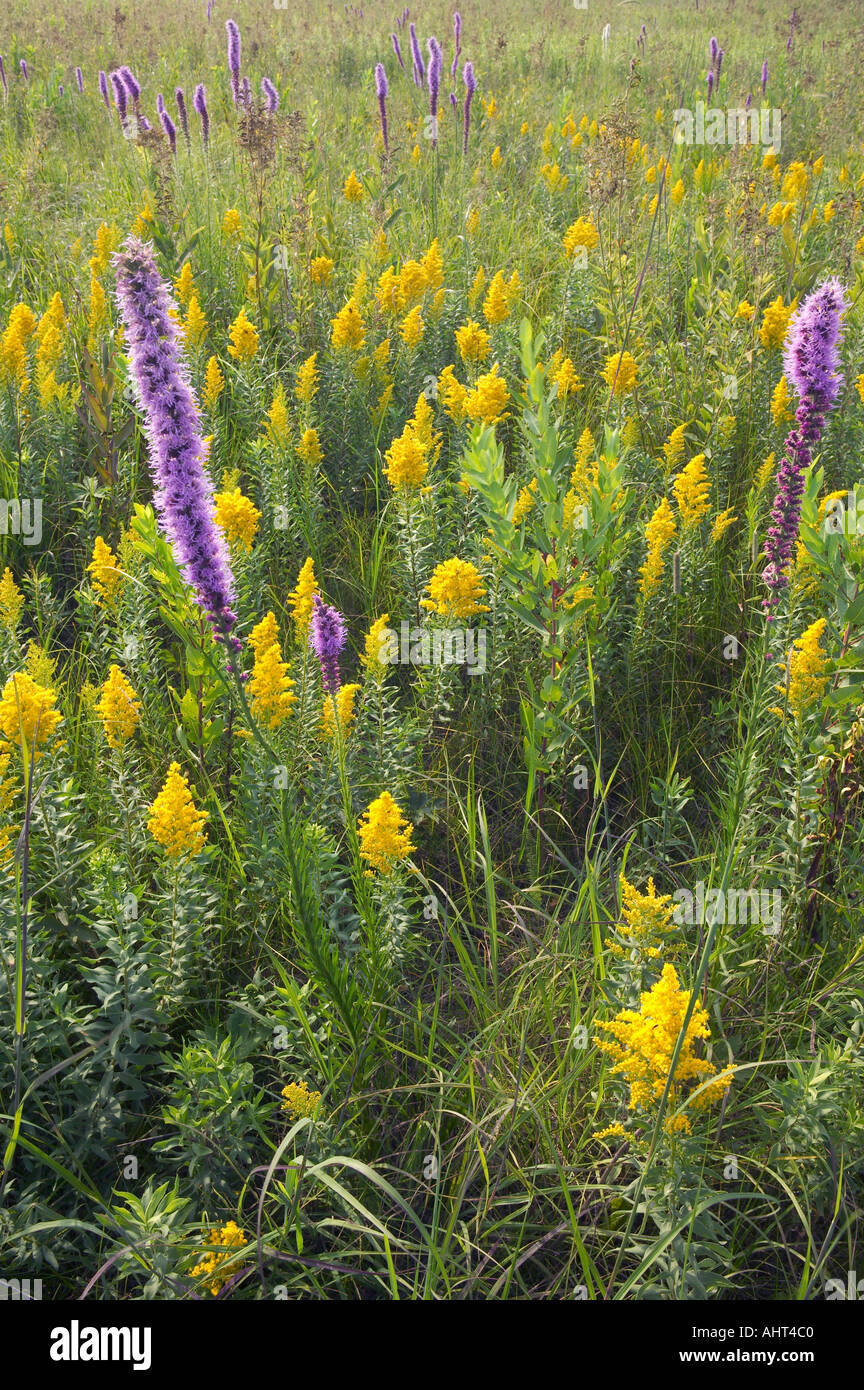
left=193, top=83, right=210, bottom=146
left=374, top=63, right=389, bottom=153
left=139, top=116, right=151, bottom=131
left=0, top=56, right=7, bottom=99
left=462, top=60, right=475, bottom=154
left=762, top=279, right=848, bottom=612
left=98, top=69, right=110, bottom=108
left=427, top=36, right=442, bottom=126
left=309, top=594, right=346, bottom=694
left=226, top=19, right=241, bottom=103
left=240, top=75, right=251, bottom=107
left=706, top=69, right=714, bottom=100
left=761, top=59, right=768, bottom=93
left=175, top=87, right=189, bottom=141
left=75, top=66, right=84, bottom=93
left=58, top=84, right=64, bottom=96
left=20, top=59, right=27, bottom=80
left=745, top=91, right=752, bottom=110
left=391, top=34, right=404, bottom=69
left=113, top=238, right=239, bottom=648
left=409, top=22, right=425, bottom=86
left=110, top=71, right=127, bottom=122
left=716, top=47, right=724, bottom=79
left=451, top=10, right=462, bottom=77
left=156, top=92, right=165, bottom=116
left=709, top=36, right=718, bottom=66
left=160, top=108, right=177, bottom=152
left=119, top=65, right=140, bottom=105
left=261, top=77, right=279, bottom=112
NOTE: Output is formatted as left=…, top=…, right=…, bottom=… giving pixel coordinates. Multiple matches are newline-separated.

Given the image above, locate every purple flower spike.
left=707, top=69, right=714, bottom=100
left=113, top=238, right=239, bottom=649
left=391, top=34, right=405, bottom=70
left=261, top=77, right=279, bottom=112
left=240, top=75, right=251, bottom=107
left=462, top=60, right=475, bottom=154
left=119, top=66, right=140, bottom=104
left=716, top=47, right=724, bottom=79
left=375, top=62, right=389, bottom=153
left=0, top=56, right=7, bottom=99
left=427, top=36, right=442, bottom=126
left=309, top=594, right=347, bottom=694
left=226, top=19, right=242, bottom=103
left=98, top=69, right=110, bottom=108
left=709, top=36, right=718, bottom=66
left=451, top=11, right=462, bottom=77
left=175, top=87, right=189, bottom=141
left=761, top=59, right=768, bottom=93
left=193, top=83, right=210, bottom=146
left=110, top=71, right=128, bottom=122
left=160, top=108, right=177, bottom=152
left=762, top=280, right=848, bottom=611
left=20, top=59, right=28, bottom=80
left=156, top=92, right=165, bottom=116
left=75, top=66, right=84, bottom=93
left=409, top=22, right=425, bottom=86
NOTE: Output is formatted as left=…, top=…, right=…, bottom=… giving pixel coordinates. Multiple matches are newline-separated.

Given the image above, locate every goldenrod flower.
left=89, top=222, right=118, bottom=277
left=174, top=262, right=196, bottom=306
left=190, top=1222, right=246, bottom=1297
left=400, top=304, right=424, bottom=347
left=455, top=319, right=491, bottom=364
left=601, top=350, right=637, bottom=396
left=147, top=762, right=208, bottom=859
left=422, top=238, right=443, bottom=289
left=710, top=508, right=738, bottom=542
left=512, top=478, right=538, bottom=525
left=0, top=672, right=61, bottom=756
left=320, top=682, right=361, bottom=739
left=287, top=557, right=318, bottom=641
left=87, top=536, right=123, bottom=605
left=203, top=356, right=225, bottom=408
left=266, top=383, right=290, bottom=444
left=595, top=962, right=732, bottom=1133
left=361, top=614, right=392, bottom=672
left=661, top=423, right=688, bottom=474
left=296, top=427, right=323, bottom=466
left=548, top=353, right=582, bottom=398
left=330, top=297, right=365, bottom=350
left=465, top=363, right=509, bottom=424
left=0, top=568, right=24, bottom=631
left=735, top=300, right=756, bottom=320
left=248, top=612, right=296, bottom=730
left=672, top=454, right=710, bottom=527
left=482, top=269, right=519, bottom=325
left=295, top=352, right=319, bottom=403
left=309, top=255, right=334, bottom=285
left=383, top=432, right=429, bottom=489
left=438, top=364, right=468, bottom=422
left=213, top=486, right=261, bottom=553
left=227, top=308, right=258, bottom=361
left=780, top=617, right=829, bottom=719
left=758, top=295, right=796, bottom=349
left=281, top=1079, right=322, bottom=1119
left=95, top=665, right=141, bottom=748
left=420, top=558, right=489, bottom=619
left=221, top=208, right=243, bottom=243
left=639, top=497, right=676, bottom=598
left=343, top=170, right=365, bottom=202
left=184, top=294, right=207, bottom=348
left=771, top=375, right=793, bottom=425
left=563, top=214, right=599, bottom=257
left=357, top=791, right=415, bottom=875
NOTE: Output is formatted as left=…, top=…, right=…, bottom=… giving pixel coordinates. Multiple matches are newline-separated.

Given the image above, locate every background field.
left=0, top=0, right=863, bottom=1300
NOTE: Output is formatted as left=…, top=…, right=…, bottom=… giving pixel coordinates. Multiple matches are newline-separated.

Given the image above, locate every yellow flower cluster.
left=248, top=612, right=296, bottom=729
left=295, top=352, right=319, bottom=404
left=331, top=296, right=365, bottom=351
left=310, top=255, right=334, bottom=285
left=455, top=319, right=490, bottom=364
left=281, top=1079, right=322, bottom=1119
left=221, top=208, right=243, bottom=243
left=482, top=269, right=520, bottom=325
left=661, top=423, right=688, bottom=475
left=0, top=568, right=24, bottom=631
left=383, top=392, right=441, bottom=491
left=758, top=295, right=796, bottom=349
left=287, top=557, right=318, bottom=641
left=638, top=497, right=676, bottom=598
left=672, top=453, right=710, bottom=528
left=227, top=308, right=258, bottom=361
left=343, top=170, right=365, bottom=202
left=465, top=363, right=510, bottom=424
left=420, top=558, right=489, bottom=619
left=594, top=963, right=733, bottom=1135
left=779, top=617, right=829, bottom=720
left=563, top=215, right=599, bottom=258
left=203, top=356, right=225, bottom=408
left=147, top=763, right=208, bottom=859
left=213, top=486, right=261, bottom=553
left=0, top=672, right=61, bottom=757
left=357, top=790, right=415, bottom=875
left=0, top=303, right=37, bottom=391
left=601, top=350, right=637, bottom=396
left=320, top=682, right=361, bottom=740
left=190, top=1221, right=246, bottom=1297
left=362, top=614, right=392, bottom=673
left=95, top=665, right=141, bottom=749
left=87, top=536, right=124, bottom=605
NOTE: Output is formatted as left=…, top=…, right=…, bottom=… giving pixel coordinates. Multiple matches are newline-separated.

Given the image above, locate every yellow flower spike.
left=0, top=568, right=25, bottom=631
left=213, top=486, right=261, bottom=553
left=672, top=454, right=711, bottom=527
left=147, top=762, right=208, bottom=859
left=227, top=308, right=258, bottom=361
left=639, top=497, right=676, bottom=598
left=357, top=791, right=415, bottom=875
left=420, top=558, right=489, bottom=619
left=87, top=536, right=123, bottom=606
left=320, top=682, right=361, bottom=740
left=0, top=672, right=61, bottom=757
left=95, top=665, right=141, bottom=749
left=287, top=558, right=318, bottom=641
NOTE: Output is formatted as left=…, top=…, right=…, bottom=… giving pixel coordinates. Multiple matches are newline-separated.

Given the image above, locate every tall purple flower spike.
left=409, top=23, right=425, bottom=86
left=75, top=67, right=84, bottom=93
left=175, top=87, right=189, bottom=142
left=114, top=238, right=240, bottom=650
left=110, top=71, right=127, bottom=123
left=0, top=56, right=7, bottom=99
left=309, top=594, right=347, bottom=694
left=98, top=69, right=110, bottom=109
left=762, top=279, right=848, bottom=613
left=451, top=12, right=462, bottom=78
left=160, top=108, right=177, bottom=152
left=261, top=77, right=279, bottom=112
left=193, top=83, right=210, bottom=146
left=761, top=59, right=769, bottom=94
left=427, top=36, right=442, bottom=138
left=226, top=19, right=241, bottom=103
left=462, top=60, right=475, bottom=154
left=375, top=63, right=389, bottom=153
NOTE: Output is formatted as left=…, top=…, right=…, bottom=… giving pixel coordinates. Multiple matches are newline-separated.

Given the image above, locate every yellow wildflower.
left=639, top=497, right=676, bottom=598
left=213, top=486, right=261, bottom=553
left=287, top=558, right=318, bottom=641
left=203, top=356, right=225, bottom=408
left=87, top=536, right=123, bottom=605
left=320, top=682, right=361, bottom=740
left=95, top=665, right=141, bottom=749
left=0, top=569, right=24, bottom=631
left=330, top=297, right=365, bottom=351
left=227, top=308, right=258, bottom=361
left=0, top=672, right=61, bottom=755
left=343, top=170, right=365, bottom=202
left=455, top=319, right=491, bottom=364
left=420, top=558, right=489, bottom=619
left=601, top=350, right=637, bottom=396
left=281, top=1080, right=322, bottom=1119
left=221, top=208, right=243, bottom=244
left=295, top=352, right=319, bottom=404
left=465, top=363, right=509, bottom=424
left=147, top=762, right=208, bottom=858
left=672, top=454, right=710, bottom=527
left=357, top=791, right=415, bottom=875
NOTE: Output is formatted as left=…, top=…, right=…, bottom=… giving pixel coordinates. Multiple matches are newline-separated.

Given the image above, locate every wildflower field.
left=1, top=0, right=864, bottom=1313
